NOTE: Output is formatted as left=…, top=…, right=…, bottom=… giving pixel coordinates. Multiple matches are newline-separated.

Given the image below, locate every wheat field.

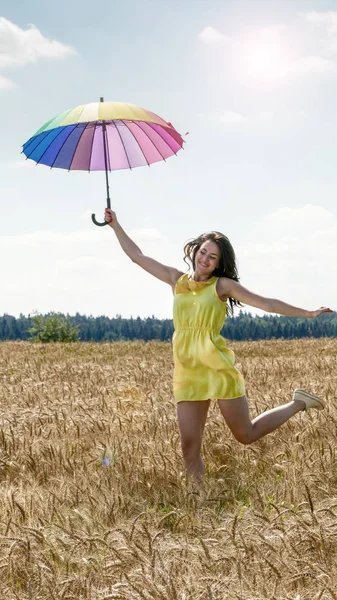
left=0, top=338, right=336, bottom=600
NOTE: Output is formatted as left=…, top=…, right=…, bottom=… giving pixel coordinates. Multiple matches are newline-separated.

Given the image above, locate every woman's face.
left=195, top=240, right=220, bottom=275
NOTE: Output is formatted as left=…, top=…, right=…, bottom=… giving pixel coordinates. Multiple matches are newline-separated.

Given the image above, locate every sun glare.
left=249, top=46, right=277, bottom=73
left=239, top=29, right=291, bottom=82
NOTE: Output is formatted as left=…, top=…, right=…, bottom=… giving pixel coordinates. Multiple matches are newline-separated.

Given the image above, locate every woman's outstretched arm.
left=217, top=278, right=333, bottom=318
left=105, top=209, right=183, bottom=287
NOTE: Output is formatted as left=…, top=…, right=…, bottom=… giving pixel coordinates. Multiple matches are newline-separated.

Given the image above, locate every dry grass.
left=0, top=338, right=336, bottom=600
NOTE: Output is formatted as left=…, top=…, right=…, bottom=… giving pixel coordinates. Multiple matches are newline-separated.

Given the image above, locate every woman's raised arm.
left=105, top=208, right=183, bottom=288
left=218, top=278, right=333, bottom=318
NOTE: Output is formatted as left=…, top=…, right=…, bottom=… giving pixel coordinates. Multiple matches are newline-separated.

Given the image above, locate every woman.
left=104, top=208, right=332, bottom=480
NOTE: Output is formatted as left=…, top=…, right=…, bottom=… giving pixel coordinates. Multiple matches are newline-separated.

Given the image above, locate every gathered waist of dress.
left=175, top=326, right=221, bottom=332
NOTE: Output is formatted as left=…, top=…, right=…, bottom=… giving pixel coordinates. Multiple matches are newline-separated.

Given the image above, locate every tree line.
left=0, top=311, right=336, bottom=342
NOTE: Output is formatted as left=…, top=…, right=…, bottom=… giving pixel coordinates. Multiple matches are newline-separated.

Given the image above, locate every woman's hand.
left=308, top=307, right=333, bottom=318
left=104, top=208, right=118, bottom=229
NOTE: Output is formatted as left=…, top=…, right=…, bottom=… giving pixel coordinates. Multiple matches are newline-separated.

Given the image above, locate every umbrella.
left=22, top=98, right=184, bottom=226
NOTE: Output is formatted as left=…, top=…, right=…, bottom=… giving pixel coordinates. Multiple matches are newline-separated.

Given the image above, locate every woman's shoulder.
left=172, top=271, right=186, bottom=286
left=216, top=276, right=244, bottom=299
left=215, top=276, right=237, bottom=298
left=173, top=272, right=190, bottom=294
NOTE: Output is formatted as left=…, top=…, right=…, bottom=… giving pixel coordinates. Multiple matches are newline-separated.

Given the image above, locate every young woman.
left=104, top=208, right=333, bottom=480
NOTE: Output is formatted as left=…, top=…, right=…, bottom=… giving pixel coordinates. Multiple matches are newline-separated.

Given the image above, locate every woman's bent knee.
left=232, top=430, right=254, bottom=445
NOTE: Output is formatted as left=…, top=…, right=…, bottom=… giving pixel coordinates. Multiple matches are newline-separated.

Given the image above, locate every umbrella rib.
left=68, top=124, right=86, bottom=171
left=102, top=120, right=111, bottom=173
left=87, top=122, right=96, bottom=172
left=134, top=121, right=166, bottom=162
left=113, top=121, right=132, bottom=170
left=123, top=121, right=150, bottom=166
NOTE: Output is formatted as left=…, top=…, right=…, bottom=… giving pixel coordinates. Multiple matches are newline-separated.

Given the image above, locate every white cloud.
left=322, top=38, right=337, bottom=57
left=301, top=11, right=337, bottom=61
left=0, top=212, right=335, bottom=318
left=56, top=256, right=116, bottom=272
left=209, top=110, right=248, bottom=124
left=291, top=55, right=337, bottom=75
left=198, top=26, right=228, bottom=45
left=206, top=109, right=310, bottom=127
left=0, top=17, right=76, bottom=68
left=0, top=227, right=167, bottom=249
left=303, top=11, right=337, bottom=33
left=129, top=228, right=167, bottom=242
left=0, top=74, right=14, bottom=90
left=261, top=204, right=335, bottom=233
left=0, top=227, right=174, bottom=318
left=237, top=205, right=337, bottom=311
left=0, top=229, right=103, bottom=247
left=256, top=204, right=337, bottom=257
left=8, top=159, right=36, bottom=168
left=259, top=111, right=275, bottom=121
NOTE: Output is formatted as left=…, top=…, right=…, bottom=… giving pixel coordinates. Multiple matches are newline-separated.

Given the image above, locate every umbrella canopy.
left=22, top=100, right=184, bottom=172
left=22, top=99, right=184, bottom=226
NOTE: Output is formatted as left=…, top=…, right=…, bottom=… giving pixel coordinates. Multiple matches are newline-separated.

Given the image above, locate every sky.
left=1, top=0, right=337, bottom=319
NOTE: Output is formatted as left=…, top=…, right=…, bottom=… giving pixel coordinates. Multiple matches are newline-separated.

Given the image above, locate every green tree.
left=29, top=313, right=79, bottom=343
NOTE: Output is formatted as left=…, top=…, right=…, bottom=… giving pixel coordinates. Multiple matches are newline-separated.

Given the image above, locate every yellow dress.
left=173, top=273, right=245, bottom=402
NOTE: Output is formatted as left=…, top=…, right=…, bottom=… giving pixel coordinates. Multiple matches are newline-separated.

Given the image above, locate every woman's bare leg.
left=218, top=396, right=306, bottom=444
left=176, top=400, right=210, bottom=480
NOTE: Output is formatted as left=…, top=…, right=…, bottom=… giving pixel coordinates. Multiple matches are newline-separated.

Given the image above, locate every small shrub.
left=28, top=312, right=79, bottom=343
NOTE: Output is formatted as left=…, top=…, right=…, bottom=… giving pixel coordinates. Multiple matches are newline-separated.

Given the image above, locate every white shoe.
left=293, top=389, right=325, bottom=411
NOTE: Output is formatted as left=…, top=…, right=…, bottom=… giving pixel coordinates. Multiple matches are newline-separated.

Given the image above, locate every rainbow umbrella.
left=22, top=98, right=184, bottom=226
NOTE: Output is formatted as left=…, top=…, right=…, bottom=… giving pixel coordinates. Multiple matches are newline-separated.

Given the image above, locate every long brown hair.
left=183, top=231, right=242, bottom=315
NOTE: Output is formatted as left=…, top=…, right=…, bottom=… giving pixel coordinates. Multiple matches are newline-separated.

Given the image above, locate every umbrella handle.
left=91, top=213, right=108, bottom=227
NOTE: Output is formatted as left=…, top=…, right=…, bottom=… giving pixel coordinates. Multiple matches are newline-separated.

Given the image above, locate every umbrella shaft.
left=102, top=121, right=111, bottom=208
left=104, top=164, right=111, bottom=209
